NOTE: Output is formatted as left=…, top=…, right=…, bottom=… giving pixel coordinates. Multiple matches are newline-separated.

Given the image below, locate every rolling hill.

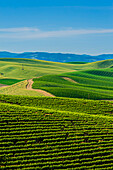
left=0, top=58, right=113, bottom=80
left=0, top=58, right=77, bottom=79
left=0, top=58, right=113, bottom=99
left=31, top=59, right=113, bottom=100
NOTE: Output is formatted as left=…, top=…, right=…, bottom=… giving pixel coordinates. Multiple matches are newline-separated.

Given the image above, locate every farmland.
left=0, top=80, right=45, bottom=96
left=0, top=58, right=113, bottom=80
left=1, top=58, right=113, bottom=99
left=0, top=58, right=77, bottom=79
left=1, top=58, right=113, bottom=169
left=32, top=67, right=113, bottom=100
left=1, top=95, right=113, bottom=169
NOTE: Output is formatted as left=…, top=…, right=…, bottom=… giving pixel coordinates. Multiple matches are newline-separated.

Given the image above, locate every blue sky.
left=0, top=0, right=113, bottom=55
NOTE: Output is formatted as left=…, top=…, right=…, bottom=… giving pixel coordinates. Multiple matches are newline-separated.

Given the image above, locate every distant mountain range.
left=0, top=51, right=113, bottom=62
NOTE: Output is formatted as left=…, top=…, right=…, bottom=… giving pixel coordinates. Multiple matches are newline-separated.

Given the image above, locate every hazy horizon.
left=0, top=50, right=113, bottom=56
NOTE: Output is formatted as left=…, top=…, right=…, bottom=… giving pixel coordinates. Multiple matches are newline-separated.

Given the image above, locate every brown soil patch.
left=27, top=79, right=55, bottom=97
left=62, top=77, right=78, bottom=84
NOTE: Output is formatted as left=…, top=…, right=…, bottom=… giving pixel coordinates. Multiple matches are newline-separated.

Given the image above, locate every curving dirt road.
left=27, top=79, right=55, bottom=97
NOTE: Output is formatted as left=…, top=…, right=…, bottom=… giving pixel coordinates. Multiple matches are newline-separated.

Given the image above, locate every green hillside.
left=32, top=67, right=113, bottom=100
left=0, top=58, right=113, bottom=80
left=0, top=58, right=77, bottom=79
left=0, top=58, right=113, bottom=98
left=0, top=80, right=44, bottom=96
left=1, top=95, right=113, bottom=169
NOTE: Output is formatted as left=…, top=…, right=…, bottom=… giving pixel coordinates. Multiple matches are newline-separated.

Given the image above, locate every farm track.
left=62, top=77, right=78, bottom=84
left=27, top=79, right=55, bottom=97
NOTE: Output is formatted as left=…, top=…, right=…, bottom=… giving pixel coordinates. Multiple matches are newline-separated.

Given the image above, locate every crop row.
left=0, top=94, right=113, bottom=117
left=1, top=95, right=113, bottom=169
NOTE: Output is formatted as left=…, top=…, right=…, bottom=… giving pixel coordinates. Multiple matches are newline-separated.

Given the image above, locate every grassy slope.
left=0, top=80, right=44, bottom=96
left=0, top=58, right=77, bottom=79
left=0, top=58, right=113, bottom=98
left=32, top=66, right=113, bottom=99
left=0, top=58, right=113, bottom=79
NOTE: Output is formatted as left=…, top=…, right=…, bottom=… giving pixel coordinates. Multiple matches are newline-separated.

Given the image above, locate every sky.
left=0, top=0, right=113, bottom=55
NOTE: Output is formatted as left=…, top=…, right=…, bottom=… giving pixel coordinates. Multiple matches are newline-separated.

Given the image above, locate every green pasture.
left=0, top=58, right=113, bottom=98
left=0, top=58, right=113, bottom=80
left=0, top=58, right=77, bottom=79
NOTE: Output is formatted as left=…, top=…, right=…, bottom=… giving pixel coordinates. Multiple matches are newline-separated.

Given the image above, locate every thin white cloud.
left=0, top=27, right=39, bottom=32
left=0, top=27, right=113, bottom=39
left=32, top=29, right=113, bottom=38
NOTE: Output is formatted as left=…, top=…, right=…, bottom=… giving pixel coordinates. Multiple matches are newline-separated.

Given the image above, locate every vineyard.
left=1, top=58, right=113, bottom=169
left=1, top=95, right=113, bottom=169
